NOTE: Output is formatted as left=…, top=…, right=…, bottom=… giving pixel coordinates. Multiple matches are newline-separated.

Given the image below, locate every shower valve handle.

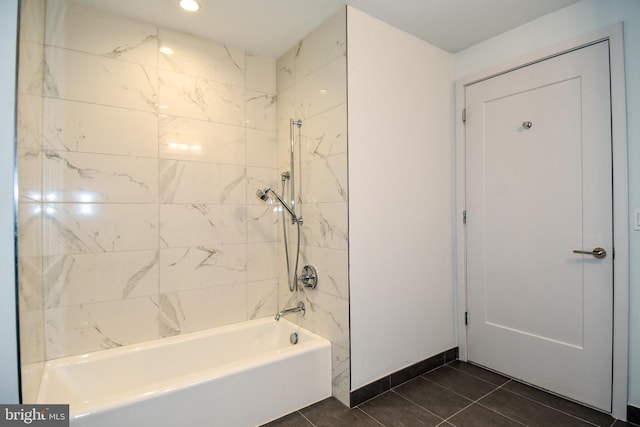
left=298, top=265, right=318, bottom=289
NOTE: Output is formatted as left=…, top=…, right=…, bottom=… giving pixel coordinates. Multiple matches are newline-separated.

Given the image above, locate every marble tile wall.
left=275, top=8, right=350, bottom=405
left=17, top=0, right=280, bottom=361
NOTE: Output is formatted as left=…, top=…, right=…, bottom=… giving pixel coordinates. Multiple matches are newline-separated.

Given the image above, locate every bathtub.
left=36, top=318, right=332, bottom=427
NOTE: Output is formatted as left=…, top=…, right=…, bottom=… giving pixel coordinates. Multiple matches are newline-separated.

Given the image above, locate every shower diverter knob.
left=299, top=265, right=318, bottom=289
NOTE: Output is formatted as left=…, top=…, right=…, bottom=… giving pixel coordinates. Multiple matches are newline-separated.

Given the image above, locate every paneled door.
left=465, top=41, right=613, bottom=411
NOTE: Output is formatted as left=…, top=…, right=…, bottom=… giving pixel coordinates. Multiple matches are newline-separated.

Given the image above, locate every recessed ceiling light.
left=159, top=46, right=174, bottom=55
left=179, top=0, right=200, bottom=12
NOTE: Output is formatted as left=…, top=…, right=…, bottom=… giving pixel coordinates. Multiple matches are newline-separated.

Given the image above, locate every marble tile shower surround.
left=275, top=8, right=349, bottom=405
left=17, top=0, right=284, bottom=361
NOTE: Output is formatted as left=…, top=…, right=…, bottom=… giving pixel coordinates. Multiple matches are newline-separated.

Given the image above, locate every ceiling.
left=76, top=0, right=581, bottom=58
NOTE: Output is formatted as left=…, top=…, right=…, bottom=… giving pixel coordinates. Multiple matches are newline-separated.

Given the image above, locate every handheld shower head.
left=256, top=187, right=299, bottom=223
left=256, top=188, right=270, bottom=202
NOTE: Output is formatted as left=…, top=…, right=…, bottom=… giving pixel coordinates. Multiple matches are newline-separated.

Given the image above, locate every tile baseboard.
left=349, top=347, right=458, bottom=407
left=628, top=405, right=640, bottom=424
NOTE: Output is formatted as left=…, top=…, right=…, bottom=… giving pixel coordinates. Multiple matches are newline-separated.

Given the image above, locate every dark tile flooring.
left=264, top=361, right=639, bottom=427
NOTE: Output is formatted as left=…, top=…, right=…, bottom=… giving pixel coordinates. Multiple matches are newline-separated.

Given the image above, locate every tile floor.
left=264, top=361, right=639, bottom=427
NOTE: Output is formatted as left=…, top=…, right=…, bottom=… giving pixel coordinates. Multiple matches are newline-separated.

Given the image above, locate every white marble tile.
left=331, top=343, right=350, bottom=406
left=299, top=202, right=348, bottom=251
left=296, top=8, right=346, bottom=82
left=247, top=166, right=278, bottom=206
left=45, top=0, right=157, bottom=67
left=44, top=250, right=159, bottom=308
left=44, top=296, right=160, bottom=359
left=159, top=160, right=246, bottom=204
left=300, top=103, right=347, bottom=161
left=277, top=127, right=292, bottom=170
left=159, top=245, right=247, bottom=293
left=158, top=70, right=244, bottom=125
left=297, top=56, right=346, bottom=121
left=42, top=203, right=158, bottom=255
left=247, top=279, right=278, bottom=320
left=158, top=284, right=247, bottom=337
left=18, top=203, right=42, bottom=258
left=19, top=309, right=45, bottom=365
left=246, top=53, right=276, bottom=93
left=298, top=289, right=349, bottom=349
left=17, top=94, right=43, bottom=152
left=19, top=256, right=43, bottom=312
left=44, top=46, right=157, bottom=112
left=159, top=115, right=246, bottom=164
left=17, top=95, right=43, bottom=201
left=301, top=154, right=347, bottom=203
left=18, top=41, right=45, bottom=96
left=159, top=204, right=246, bottom=248
left=276, top=45, right=296, bottom=93
left=299, top=247, right=348, bottom=300
left=18, top=149, right=42, bottom=203
left=158, top=28, right=244, bottom=87
left=247, top=242, right=279, bottom=282
left=20, top=0, right=46, bottom=44
left=275, top=85, right=296, bottom=132
left=247, top=128, right=277, bottom=168
left=246, top=90, right=276, bottom=131
left=247, top=204, right=278, bottom=243
left=44, top=98, right=158, bottom=157
left=43, top=151, right=158, bottom=203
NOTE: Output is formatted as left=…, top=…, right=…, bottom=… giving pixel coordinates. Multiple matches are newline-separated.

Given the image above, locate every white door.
left=465, top=41, right=613, bottom=411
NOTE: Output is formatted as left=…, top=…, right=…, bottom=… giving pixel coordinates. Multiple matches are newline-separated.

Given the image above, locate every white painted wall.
left=0, top=0, right=20, bottom=404
left=347, top=7, right=455, bottom=390
left=454, top=0, right=640, bottom=410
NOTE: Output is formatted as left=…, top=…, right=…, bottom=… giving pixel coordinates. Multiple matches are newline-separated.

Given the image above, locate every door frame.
left=454, top=23, right=629, bottom=419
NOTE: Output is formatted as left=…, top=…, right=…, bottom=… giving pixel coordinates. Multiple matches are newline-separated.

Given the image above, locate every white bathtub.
left=36, top=318, right=332, bottom=427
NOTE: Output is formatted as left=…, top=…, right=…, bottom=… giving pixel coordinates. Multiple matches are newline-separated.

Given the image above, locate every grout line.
left=465, top=380, right=529, bottom=426
left=455, top=362, right=614, bottom=427
left=420, top=372, right=499, bottom=403
left=354, top=388, right=393, bottom=408
left=357, top=408, right=385, bottom=426
left=297, top=410, right=316, bottom=427
left=443, top=362, right=510, bottom=388
left=389, top=388, right=446, bottom=421
left=496, top=384, right=606, bottom=427
left=446, top=360, right=510, bottom=387
left=439, top=380, right=527, bottom=426
left=385, top=388, right=447, bottom=424
left=440, top=400, right=476, bottom=424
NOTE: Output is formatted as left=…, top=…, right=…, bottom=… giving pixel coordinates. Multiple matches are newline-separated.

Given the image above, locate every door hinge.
left=462, top=108, right=466, bottom=123
left=463, top=210, right=467, bottom=224
left=465, top=312, right=469, bottom=325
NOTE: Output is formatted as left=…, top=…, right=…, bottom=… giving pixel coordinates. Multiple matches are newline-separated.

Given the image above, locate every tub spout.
left=275, top=302, right=305, bottom=321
